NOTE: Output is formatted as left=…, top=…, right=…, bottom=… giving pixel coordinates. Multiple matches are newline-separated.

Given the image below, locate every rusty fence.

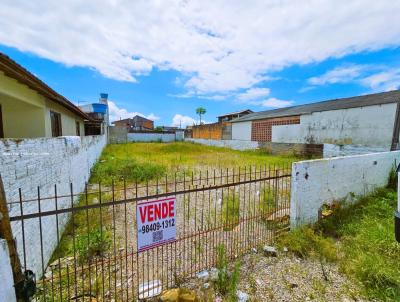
left=8, top=164, right=291, bottom=301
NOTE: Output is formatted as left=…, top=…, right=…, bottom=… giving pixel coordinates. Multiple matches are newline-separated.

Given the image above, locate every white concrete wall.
left=185, top=138, right=259, bottom=150
left=291, top=151, right=400, bottom=226
left=323, top=144, right=388, bottom=158
left=232, top=121, right=252, bottom=140
left=272, top=124, right=302, bottom=143
left=0, top=239, right=16, bottom=302
left=0, top=135, right=106, bottom=276
left=127, top=132, right=182, bottom=142
left=175, top=130, right=184, bottom=141
left=273, top=103, right=397, bottom=148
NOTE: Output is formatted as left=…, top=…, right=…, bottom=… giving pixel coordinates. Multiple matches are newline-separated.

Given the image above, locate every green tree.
left=196, top=107, right=206, bottom=125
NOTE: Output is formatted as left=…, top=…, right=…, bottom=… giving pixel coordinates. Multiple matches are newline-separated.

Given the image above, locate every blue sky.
left=1, top=1, right=400, bottom=127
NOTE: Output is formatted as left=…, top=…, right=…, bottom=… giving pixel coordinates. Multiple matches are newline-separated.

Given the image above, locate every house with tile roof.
left=0, top=52, right=92, bottom=138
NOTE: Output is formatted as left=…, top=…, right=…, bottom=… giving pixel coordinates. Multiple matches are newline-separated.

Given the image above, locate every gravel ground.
left=180, top=249, right=371, bottom=302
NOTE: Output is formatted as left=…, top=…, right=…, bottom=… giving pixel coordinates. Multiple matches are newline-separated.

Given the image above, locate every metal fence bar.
left=8, top=165, right=291, bottom=301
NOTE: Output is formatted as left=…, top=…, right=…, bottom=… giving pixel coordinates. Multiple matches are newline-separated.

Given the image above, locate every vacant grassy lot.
left=46, top=142, right=296, bottom=301
left=90, top=142, right=300, bottom=185
left=278, top=187, right=400, bottom=301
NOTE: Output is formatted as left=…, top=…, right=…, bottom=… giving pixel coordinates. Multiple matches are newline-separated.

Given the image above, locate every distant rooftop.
left=217, top=109, right=253, bottom=118
left=112, top=115, right=153, bottom=124
left=232, top=90, right=400, bottom=123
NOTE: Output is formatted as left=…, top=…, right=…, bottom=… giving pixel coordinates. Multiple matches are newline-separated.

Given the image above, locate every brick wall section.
left=0, top=135, right=106, bottom=276
left=251, top=116, right=300, bottom=142
left=142, top=120, right=154, bottom=130
left=192, top=123, right=225, bottom=140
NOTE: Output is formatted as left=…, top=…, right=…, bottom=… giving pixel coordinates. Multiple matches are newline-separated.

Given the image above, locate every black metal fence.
left=8, top=164, right=291, bottom=301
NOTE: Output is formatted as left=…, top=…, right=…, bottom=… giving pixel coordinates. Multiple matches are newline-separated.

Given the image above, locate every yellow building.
left=0, top=53, right=90, bottom=138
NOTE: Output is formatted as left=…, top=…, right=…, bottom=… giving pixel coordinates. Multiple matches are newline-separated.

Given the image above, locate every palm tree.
left=196, top=107, right=206, bottom=125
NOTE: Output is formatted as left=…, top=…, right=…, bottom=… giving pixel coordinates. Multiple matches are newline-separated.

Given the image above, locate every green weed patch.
left=279, top=188, right=400, bottom=301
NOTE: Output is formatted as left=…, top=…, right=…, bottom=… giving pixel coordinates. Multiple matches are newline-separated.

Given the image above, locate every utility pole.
left=396, top=164, right=400, bottom=243
left=0, top=175, right=25, bottom=300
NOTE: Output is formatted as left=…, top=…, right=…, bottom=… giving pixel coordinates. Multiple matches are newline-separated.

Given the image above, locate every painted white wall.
left=271, top=124, right=302, bottom=143
left=232, top=121, right=252, bottom=140
left=323, top=144, right=387, bottom=158
left=185, top=138, right=259, bottom=150
left=0, top=135, right=106, bottom=276
left=127, top=132, right=179, bottom=142
left=0, top=239, right=16, bottom=302
left=175, top=130, right=184, bottom=140
left=273, top=103, right=397, bottom=148
left=291, top=151, right=400, bottom=226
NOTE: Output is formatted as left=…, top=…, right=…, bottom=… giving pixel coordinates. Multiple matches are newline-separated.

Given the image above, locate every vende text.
left=139, top=201, right=174, bottom=223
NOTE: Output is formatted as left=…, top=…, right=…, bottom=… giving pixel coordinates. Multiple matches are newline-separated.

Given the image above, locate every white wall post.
left=290, top=151, right=400, bottom=227
left=395, top=164, right=400, bottom=242
left=0, top=239, right=17, bottom=302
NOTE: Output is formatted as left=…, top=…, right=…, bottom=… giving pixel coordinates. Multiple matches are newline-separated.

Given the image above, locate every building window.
left=0, top=104, right=4, bottom=138
left=50, top=111, right=62, bottom=137
left=76, top=121, right=81, bottom=136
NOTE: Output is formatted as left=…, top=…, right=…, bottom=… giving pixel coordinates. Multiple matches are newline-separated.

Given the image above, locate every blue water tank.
left=92, top=103, right=108, bottom=114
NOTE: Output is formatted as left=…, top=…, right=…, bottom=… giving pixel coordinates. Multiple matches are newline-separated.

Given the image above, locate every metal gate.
left=7, top=164, right=291, bottom=301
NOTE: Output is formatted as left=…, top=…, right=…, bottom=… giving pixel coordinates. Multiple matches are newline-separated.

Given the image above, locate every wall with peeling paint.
left=0, top=135, right=106, bottom=276
left=290, top=151, right=400, bottom=227
left=272, top=103, right=397, bottom=148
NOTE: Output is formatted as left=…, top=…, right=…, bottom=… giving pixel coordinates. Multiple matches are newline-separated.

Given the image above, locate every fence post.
left=0, top=174, right=24, bottom=300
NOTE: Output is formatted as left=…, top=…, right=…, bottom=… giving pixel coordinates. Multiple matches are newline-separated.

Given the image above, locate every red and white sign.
left=136, top=197, right=176, bottom=252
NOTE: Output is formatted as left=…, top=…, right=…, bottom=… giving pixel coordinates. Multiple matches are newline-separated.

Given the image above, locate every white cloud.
left=108, top=101, right=159, bottom=122
left=360, top=69, right=400, bottom=91
left=261, top=98, right=294, bottom=108
left=236, top=88, right=270, bottom=102
left=0, top=1, right=399, bottom=95
left=307, top=64, right=400, bottom=92
left=171, top=114, right=197, bottom=127
left=234, top=87, right=292, bottom=108
left=308, top=65, right=367, bottom=85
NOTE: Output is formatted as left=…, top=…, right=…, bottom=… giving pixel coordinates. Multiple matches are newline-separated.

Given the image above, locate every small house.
left=112, top=115, right=154, bottom=131
left=0, top=53, right=90, bottom=138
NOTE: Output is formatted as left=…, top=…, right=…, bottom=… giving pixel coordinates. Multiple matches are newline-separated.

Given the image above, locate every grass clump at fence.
left=50, top=192, right=113, bottom=264
left=215, top=245, right=241, bottom=301
left=76, top=227, right=111, bottom=264
left=278, top=188, right=400, bottom=301
left=277, top=227, right=338, bottom=262
left=221, top=190, right=240, bottom=231
left=260, top=186, right=277, bottom=217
